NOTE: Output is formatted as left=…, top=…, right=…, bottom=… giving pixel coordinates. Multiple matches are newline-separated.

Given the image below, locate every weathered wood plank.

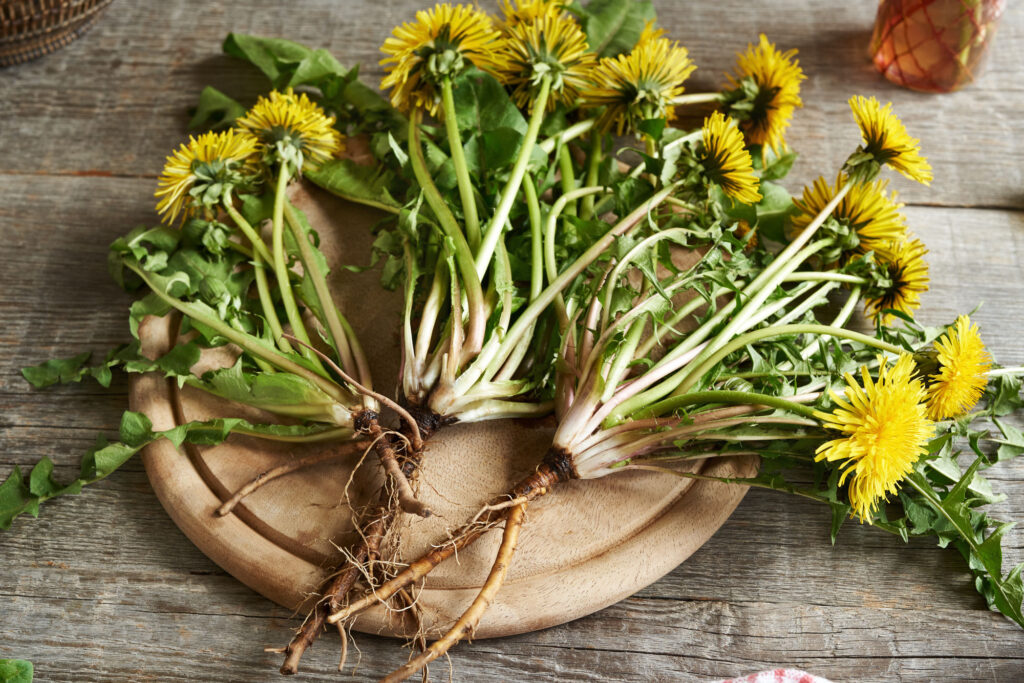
left=3, top=0, right=1024, bottom=680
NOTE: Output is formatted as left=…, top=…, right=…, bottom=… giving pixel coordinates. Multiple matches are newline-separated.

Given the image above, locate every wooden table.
left=2, top=1, right=1023, bottom=680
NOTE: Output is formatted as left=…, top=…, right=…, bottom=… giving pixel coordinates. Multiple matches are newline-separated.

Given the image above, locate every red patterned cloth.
left=714, top=670, right=832, bottom=683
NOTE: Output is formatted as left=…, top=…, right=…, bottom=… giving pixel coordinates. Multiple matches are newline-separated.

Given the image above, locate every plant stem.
left=475, top=75, right=551, bottom=277
left=441, top=77, right=481, bottom=251
left=539, top=117, right=595, bottom=155
left=250, top=253, right=291, bottom=353
left=581, top=134, right=602, bottom=220
left=557, top=144, right=577, bottom=217
left=640, top=389, right=820, bottom=420
left=282, top=201, right=360, bottom=389
left=270, top=165, right=324, bottom=372
left=408, top=109, right=486, bottom=361
left=523, top=173, right=543, bottom=301
left=670, top=92, right=723, bottom=106
left=988, top=366, right=1024, bottom=377
left=784, top=271, right=869, bottom=284
left=223, top=199, right=273, bottom=264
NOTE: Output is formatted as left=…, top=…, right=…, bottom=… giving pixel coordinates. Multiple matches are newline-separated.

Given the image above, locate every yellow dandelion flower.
left=235, top=88, right=343, bottom=173
left=865, top=236, right=930, bottom=323
left=496, top=12, right=595, bottom=110
left=726, top=34, right=804, bottom=153
left=154, top=129, right=258, bottom=224
left=791, top=173, right=907, bottom=260
left=699, top=111, right=762, bottom=204
left=500, top=0, right=563, bottom=26
left=849, top=95, right=933, bottom=185
left=580, top=29, right=696, bottom=135
left=815, top=354, right=934, bottom=521
left=380, top=3, right=506, bottom=115
left=924, top=315, right=992, bottom=420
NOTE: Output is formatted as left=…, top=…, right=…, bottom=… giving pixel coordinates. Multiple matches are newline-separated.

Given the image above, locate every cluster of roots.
left=219, top=404, right=574, bottom=681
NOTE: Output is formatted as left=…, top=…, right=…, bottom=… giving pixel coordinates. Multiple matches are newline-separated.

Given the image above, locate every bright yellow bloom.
left=791, top=174, right=907, bottom=260
left=726, top=34, right=804, bottom=153
left=235, top=88, right=343, bottom=172
left=925, top=315, right=992, bottom=420
left=496, top=12, right=595, bottom=109
left=699, top=111, right=762, bottom=204
left=499, top=0, right=563, bottom=26
left=581, top=28, right=696, bottom=135
left=865, top=236, right=930, bottom=323
left=380, top=3, right=506, bottom=115
left=154, top=129, right=258, bottom=224
left=815, top=354, right=934, bottom=521
left=633, top=20, right=666, bottom=50
left=849, top=95, right=933, bottom=185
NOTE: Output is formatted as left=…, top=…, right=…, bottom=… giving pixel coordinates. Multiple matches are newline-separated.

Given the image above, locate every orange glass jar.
left=869, top=0, right=1006, bottom=93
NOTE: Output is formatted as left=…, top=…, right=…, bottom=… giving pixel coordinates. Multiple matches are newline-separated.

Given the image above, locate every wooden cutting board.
left=131, top=183, right=757, bottom=639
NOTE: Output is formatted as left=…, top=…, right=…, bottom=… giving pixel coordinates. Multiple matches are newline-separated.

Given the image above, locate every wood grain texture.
left=2, top=0, right=1024, bottom=681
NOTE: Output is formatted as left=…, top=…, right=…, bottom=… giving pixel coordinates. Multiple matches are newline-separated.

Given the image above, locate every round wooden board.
left=131, top=183, right=757, bottom=639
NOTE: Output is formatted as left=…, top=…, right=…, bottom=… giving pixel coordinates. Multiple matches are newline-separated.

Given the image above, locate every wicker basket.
left=0, top=0, right=114, bottom=67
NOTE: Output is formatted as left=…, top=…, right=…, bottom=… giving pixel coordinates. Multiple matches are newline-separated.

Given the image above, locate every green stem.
left=581, top=135, right=602, bottom=220
left=282, top=200, right=360, bottom=386
left=270, top=165, right=324, bottom=372
left=557, top=144, right=577, bottom=217
left=784, top=271, right=869, bottom=284
left=539, top=117, right=595, bottom=155
left=640, top=389, right=820, bottom=420
left=251, top=251, right=291, bottom=354
left=408, top=109, right=486, bottom=360
left=475, top=75, right=551, bottom=276
left=124, top=262, right=348, bottom=404
left=441, top=77, right=481, bottom=252
left=670, top=92, right=724, bottom=106
left=223, top=200, right=273, bottom=264
left=524, top=173, right=543, bottom=301
left=988, top=366, right=1024, bottom=377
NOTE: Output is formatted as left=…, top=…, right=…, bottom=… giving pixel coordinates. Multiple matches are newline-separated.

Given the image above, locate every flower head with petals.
left=848, top=95, right=932, bottom=185
left=581, top=26, right=696, bottom=135
left=496, top=11, right=595, bottom=110
left=380, top=3, right=506, bottom=116
left=815, top=354, right=934, bottom=521
left=924, top=315, right=992, bottom=420
left=791, top=173, right=907, bottom=261
left=155, top=129, right=258, bottom=224
left=724, top=34, right=804, bottom=152
left=864, top=236, right=930, bottom=323
left=699, top=111, right=762, bottom=204
left=234, top=88, right=343, bottom=174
